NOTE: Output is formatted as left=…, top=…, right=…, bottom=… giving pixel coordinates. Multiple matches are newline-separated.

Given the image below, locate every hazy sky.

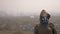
left=0, top=0, right=60, bottom=16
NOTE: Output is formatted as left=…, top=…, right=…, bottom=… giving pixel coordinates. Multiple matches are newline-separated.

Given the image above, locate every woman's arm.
left=34, top=24, right=39, bottom=34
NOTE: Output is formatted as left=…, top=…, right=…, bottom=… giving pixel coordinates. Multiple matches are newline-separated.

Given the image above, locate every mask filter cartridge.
left=42, top=17, right=48, bottom=24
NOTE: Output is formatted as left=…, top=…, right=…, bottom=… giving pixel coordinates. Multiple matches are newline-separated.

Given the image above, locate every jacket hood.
left=40, top=10, right=51, bottom=24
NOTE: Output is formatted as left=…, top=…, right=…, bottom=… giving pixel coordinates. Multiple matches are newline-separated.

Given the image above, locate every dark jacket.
left=34, top=23, right=57, bottom=34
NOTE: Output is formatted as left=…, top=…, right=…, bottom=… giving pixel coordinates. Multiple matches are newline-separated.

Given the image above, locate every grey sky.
left=0, top=0, right=60, bottom=16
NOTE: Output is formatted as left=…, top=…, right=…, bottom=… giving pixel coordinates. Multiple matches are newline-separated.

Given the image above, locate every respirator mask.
left=42, top=16, right=48, bottom=24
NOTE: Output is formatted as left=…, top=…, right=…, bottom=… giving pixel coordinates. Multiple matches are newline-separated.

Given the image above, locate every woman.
left=34, top=10, right=57, bottom=34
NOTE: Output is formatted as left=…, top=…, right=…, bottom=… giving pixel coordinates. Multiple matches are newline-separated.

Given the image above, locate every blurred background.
left=0, top=0, right=60, bottom=34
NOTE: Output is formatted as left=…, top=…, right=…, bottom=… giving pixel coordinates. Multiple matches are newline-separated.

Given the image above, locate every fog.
left=0, top=0, right=60, bottom=16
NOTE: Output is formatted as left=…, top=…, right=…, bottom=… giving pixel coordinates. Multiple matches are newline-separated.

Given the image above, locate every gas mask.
left=42, top=17, right=48, bottom=24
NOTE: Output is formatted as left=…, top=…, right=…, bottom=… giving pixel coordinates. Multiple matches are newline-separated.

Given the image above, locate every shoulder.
left=34, top=24, right=39, bottom=29
left=48, top=23, right=54, bottom=27
left=35, top=24, right=39, bottom=28
left=48, top=22, right=55, bottom=29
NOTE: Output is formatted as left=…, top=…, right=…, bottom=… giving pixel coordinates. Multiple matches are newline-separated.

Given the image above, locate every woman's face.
left=42, top=11, right=48, bottom=17
left=41, top=11, right=49, bottom=24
